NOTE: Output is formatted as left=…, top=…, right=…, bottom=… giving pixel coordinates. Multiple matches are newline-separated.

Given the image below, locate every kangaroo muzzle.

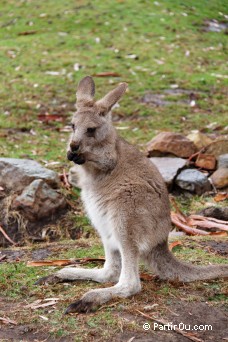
left=67, top=150, right=86, bottom=165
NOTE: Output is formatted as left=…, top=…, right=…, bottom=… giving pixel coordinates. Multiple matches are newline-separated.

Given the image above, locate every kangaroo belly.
left=81, top=189, right=120, bottom=250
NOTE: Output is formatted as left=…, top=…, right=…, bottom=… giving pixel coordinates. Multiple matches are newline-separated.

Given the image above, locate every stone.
left=187, top=131, right=214, bottom=150
left=198, top=206, right=228, bottom=221
left=13, top=179, right=67, bottom=221
left=175, top=169, right=211, bottom=194
left=0, top=158, right=60, bottom=192
left=204, top=138, right=228, bottom=157
left=217, top=154, right=228, bottom=169
left=150, top=157, right=187, bottom=187
left=147, top=132, right=197, bottom=158
left=211, top=168, right=228, bottom=189
left=195, top=154, right=216, bottom=170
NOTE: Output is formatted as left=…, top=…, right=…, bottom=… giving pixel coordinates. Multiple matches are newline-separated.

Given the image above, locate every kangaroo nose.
left=70, top=142, right=80, bottom=152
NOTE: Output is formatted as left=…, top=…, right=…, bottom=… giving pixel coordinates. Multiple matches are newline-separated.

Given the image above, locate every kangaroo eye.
left=87, top=127, right=96, bottom=135
left=71, top=123, right=75, bottom=131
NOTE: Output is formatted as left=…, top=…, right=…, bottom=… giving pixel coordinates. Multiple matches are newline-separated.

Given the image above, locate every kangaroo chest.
left=81, top=189, right=119, bottom=249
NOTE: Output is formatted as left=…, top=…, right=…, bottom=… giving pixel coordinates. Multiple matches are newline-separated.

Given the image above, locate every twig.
left=188, top=215, right=228, bottom=232
left=63, top=168, right=71, bottom=189
left=0, top=317, right=17, bottom=325
left=0, top=225, right=17, bottom=245
left=0, top=254, right=7, bottom=261
left=171, top=212, right=209, bottom=235
left=136, top=310, right=204, bottom=342
left=27, top=257, right=105, bottom=267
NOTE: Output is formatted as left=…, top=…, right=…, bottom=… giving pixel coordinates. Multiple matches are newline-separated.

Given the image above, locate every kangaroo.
left=36, top=76, right=228, bottom=314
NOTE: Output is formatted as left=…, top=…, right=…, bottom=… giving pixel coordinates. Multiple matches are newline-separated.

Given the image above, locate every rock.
left=204, top=138, right=228, bottom=157
left=195, top=154, right=216, bottom=170
left=150, top=157, right=187, bottom=187
left=175, top=169, right=211, bottom=194
left=13, top=179, right=67, bottom=221
left=187, top=131, right=214, bottom=150
left=141, top=93, right=172, bottom=106
left=211, top=168, right=228, bottom=189
left=0, top=158, right=60, bottom=192
left=217, top=154, right=228, bottom=169
left=147, top=132, right=197, bottom=158
left=198, top=206, right=228, bottom=221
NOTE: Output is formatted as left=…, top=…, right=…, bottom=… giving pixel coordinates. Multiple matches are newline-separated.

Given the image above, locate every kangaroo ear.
left=76, top=76, right=95, bottom=106
left=97, top=83, right=128, bottom=111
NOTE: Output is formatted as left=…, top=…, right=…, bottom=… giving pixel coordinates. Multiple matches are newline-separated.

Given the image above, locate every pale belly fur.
left=81, top=189, right=120, bottom=251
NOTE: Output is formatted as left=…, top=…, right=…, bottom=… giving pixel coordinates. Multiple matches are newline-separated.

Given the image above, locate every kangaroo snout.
left=70, top=142, right=80, bottom=152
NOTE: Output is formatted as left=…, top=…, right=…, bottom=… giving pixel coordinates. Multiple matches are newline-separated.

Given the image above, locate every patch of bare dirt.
left=114, top=301, right=228, bottom=342
left=199, top=240, right=228, bottom=256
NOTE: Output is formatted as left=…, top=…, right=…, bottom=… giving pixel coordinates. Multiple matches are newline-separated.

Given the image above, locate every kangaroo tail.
left=148, top=241, right=228, bottom=282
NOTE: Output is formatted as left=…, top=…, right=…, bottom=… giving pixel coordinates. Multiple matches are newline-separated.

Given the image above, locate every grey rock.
left=150, top=157, right=187, bottom=187
left=13, top=179, right=67, bottom=221
left=0, top=158, right=60, bottom=192
left=217, top=154, right=228, bottom=169
left=175, top=169, right=211, bottom=194
left=198, top=206, right=228, bottom=221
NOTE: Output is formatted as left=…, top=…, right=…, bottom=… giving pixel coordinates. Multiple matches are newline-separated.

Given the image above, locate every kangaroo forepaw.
left=34, top=275, right=63, bottom=285
left=64, top=299, right=96, bottom=314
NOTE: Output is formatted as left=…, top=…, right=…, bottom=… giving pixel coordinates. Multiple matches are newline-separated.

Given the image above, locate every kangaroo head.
left=67, top=76, right=128, bottom=165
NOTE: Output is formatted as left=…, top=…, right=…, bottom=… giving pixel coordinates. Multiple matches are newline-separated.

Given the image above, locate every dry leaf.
left=18, top=30, right=37, bottom=36
left=169, top=241, right=182, bottom=251
left=214, top=192, right=228, bottom=202
left=140, top=273, right=155, bottom=281
left=92, top=72, right=121, bottom=77
left=38, top=114, right=64, bottom=123
left=27, top=259, right=73, bottom=267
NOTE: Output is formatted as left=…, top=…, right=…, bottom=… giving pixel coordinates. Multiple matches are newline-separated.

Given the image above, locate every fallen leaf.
left=140, top=273, right=155, bottom=281
left=214, top=192, right=228, bottom=202
left=39, top=315, right=49, bottom=321
left=18, top=30, right=37, bottom=36
left=27, top=259, right=73, bottom=267
left=38, top=114, right=64, bottom=123
left=92, top=72, right=121, bottom=77
left=169, top=241, right=182, bottom=251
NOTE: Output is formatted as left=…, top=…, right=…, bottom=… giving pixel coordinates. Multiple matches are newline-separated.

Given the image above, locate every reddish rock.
left=147, top=132, right=197, bottom=158
left=195, top=154, right=216, bottom=170
left=211, top=168, right=228, bottom=189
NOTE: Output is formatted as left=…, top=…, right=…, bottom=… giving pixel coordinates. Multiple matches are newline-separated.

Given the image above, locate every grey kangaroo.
left=36, top=76, right=228, bottom=314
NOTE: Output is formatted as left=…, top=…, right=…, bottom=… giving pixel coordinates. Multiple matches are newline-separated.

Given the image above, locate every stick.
left=63, top=168, right=71, bottom=189
left=0, top=225, right=17, bottom=245
left=136, top=310, right=204, bottom=342
left=188, top=217, right=228, bottom=232
left=171, top=212, right=209, bottom=235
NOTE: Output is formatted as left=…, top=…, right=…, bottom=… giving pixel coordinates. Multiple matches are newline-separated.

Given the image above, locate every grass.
left=0, top=0, right=228, bottom=340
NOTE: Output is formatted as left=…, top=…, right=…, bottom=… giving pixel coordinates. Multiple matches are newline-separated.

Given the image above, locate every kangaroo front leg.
left=35, top=240, right=121, bottom=285
left=65, top=246, right=141, bottom=314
